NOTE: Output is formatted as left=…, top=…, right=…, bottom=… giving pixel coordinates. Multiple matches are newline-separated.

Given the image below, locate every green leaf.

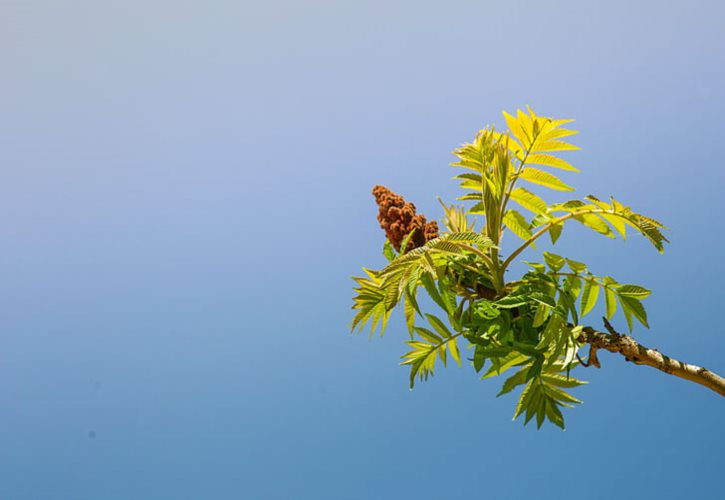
left=541, top=372, right=587, bottom=388
left=400, top=229, right=417, bottom=254
left=350, top=270, right=394, bottom=335
left=616, top=285, right=651, bottom=299
left=473, top=300, right=500, bottom=320
left=425, top=313, right=453, bottom=338
left=620, top=296, right=649, bottom=328
left=382, top=240, right=396, bottom=262
left=354, top=109, right=671, bottom=428
left=448, top=338, right=462, bottom=366
left=421, top=273, right=449, bottom=313
left=543, top=252, right=565, bottom=272
left=513, top=379, right=536, bottom=420
left=549, top=222, right=563, bottom=244
left=495, top=295, right=530, bottom=308
left=456, top=172, right=484, bottom=190
left=537, top=315, right=579, bottom=370
left=473, top=344, right=487, bottom=372
left=498, top=366, right=529, bottom=396
left=566, top=259, right=587, bottom=273
left=404, top=292, right=416, bottom=335
left=513, top=342, right=545, bottom=358
left=401, top=337, right=451, bottom=388
left=550, top=199, right=587, bottom=212
left=381, top=233, right=495, bottom=300
left=438, top=199, right=475, bottom=232
left=455, top=172, right=483, bottom=182
left=545, top=384, right=582, bottom=405
left=530, top=292, right=556, bottom=308
left=437, top=278, right=459, bottom=321
left=512, top=373, right=582, bottom=429
left=563, top=274, right=582, bottom=300
left=437, top=342, right=447, bottom=366
left=632, top=216, right=668, bottom=252
left=604, top=287, right=617, bottom=320
left=482, top=351, right=529, bottom=378
left=558, top=289, right=579, bottom=326
left=545, top=400, right=565, bottom=429
left=621, top=298, right=634, bottom=331
left=533, top=303, right=550, bottom=328
left=468, top=201, right=485, bottom=214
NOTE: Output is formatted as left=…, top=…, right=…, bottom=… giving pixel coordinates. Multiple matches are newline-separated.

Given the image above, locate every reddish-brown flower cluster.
left=372, top=185, right=439, bottom=253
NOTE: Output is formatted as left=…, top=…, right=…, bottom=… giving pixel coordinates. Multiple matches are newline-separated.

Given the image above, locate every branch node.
left=577, top=345, right=601, bottom=369
left=588, top=345, right=601, bottom=368
left=602, top=316, right=619, bottom=336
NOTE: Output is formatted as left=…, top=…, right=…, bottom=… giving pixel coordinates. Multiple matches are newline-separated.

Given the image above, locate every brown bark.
left=578, top=324, right=725, bottom=397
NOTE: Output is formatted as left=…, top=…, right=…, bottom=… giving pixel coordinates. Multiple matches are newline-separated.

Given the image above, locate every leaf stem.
left=501, top=206, right=624, bottom=273
left=501, top=213, right=577, bottom=272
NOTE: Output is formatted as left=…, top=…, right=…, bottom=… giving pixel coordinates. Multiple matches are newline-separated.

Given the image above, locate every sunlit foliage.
left=351, top=108, right=667, bottom=429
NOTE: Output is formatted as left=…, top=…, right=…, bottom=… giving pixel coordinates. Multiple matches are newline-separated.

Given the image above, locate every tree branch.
left=578, top=323, right=725, bottom=397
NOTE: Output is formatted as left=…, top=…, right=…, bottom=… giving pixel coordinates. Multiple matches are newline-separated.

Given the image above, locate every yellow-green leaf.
left=566, top=258, right=587, bottom=273
left=549, top=222, right=563, bottom=244
left=539, top=127, right=578, bottom=142
left=600, top=213, right=627, bottom=238
left=604, top=287, right=617, bottom=319
left=504, top=111, right=531, bottom=148
left=457, top=193, right=481, bottom=201
left=448, top=338, right=461, bottom=366
left=491, top=130, right=523, bottom=158
left=503, top=209, right=533, bottom=240
left=510, top=187, right=548, bottom=215
left=519, top=168, right=574, bottom=191
left=468, top=202, right=485, bottom=214
left=414, top=327, right=441, bottom=344
left=617, top=285, right=651, bottom=299
left=532, top=140, right=580, bottom=153
left=581, top=280, right=600, bottom=317
left=404, top=293, right=416, bottom=334
left=525, top=154, right=580, bottom=172
left=573, top=213, right=614, bottom=237
left=425, top=313, right=452, bottom=338
left=620, top=296, right=649, bottom=328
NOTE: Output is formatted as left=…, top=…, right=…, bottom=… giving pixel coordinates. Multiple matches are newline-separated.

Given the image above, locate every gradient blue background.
left=2, top=1, right=724, bottom=498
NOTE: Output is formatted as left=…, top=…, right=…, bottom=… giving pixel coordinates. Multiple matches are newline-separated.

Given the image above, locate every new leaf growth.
left=351, top=108, right=723, bottom=429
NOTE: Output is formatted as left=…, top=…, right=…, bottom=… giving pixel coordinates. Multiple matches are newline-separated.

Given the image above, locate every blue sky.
left=1, top=1, right=724, bottom=498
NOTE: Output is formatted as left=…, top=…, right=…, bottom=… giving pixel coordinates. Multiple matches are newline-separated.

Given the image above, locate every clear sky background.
left=2, top=1, right=724, bottom=498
